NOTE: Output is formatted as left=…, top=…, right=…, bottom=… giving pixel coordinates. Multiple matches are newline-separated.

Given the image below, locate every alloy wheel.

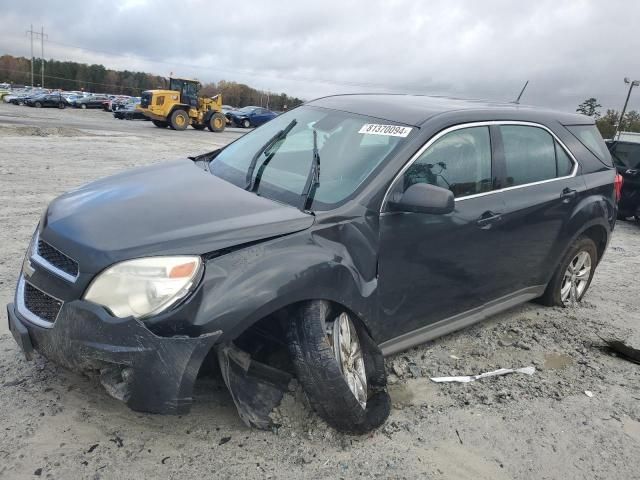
left=560, top=250, right=592, bottom=305
left=328, top=312, right=367, bottom=409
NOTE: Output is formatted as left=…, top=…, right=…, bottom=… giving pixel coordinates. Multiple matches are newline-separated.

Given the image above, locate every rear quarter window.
left=565, top=124, right=613, bottom=167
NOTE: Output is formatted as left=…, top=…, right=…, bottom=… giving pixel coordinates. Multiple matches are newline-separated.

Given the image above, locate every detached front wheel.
left=287, top=300, right=390, bottom=434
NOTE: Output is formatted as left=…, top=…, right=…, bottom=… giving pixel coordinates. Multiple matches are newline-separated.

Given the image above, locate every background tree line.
left=0, top=54, right=304, bottom=110
left=576, top=97, right=640, bottom=138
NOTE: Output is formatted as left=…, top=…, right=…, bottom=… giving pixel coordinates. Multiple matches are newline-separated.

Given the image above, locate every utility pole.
left=26, top=24, right=34, bottom=87
left=25, top=25, right=47, bottom=87
left=40, top=26, right=47, bottom=87
left=615, top=77, right=640, bottom=140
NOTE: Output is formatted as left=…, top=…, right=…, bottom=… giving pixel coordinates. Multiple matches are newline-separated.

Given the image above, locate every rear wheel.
left=58, top=102, right=66, bottom=109
left=80, top=103, right=87, bottom=110
left=169, top=109, right=189, bottom=130
left=538, top=236, right=597, bottom=307
left=152, top=120, right=168, bottom=128
left=286, top=300, right=390, bottom=434
left=207, top=113, right=227, bottom=132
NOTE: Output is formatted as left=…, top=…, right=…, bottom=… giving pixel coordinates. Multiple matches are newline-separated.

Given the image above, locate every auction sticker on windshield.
left=358, top=124, right=413, bottom=137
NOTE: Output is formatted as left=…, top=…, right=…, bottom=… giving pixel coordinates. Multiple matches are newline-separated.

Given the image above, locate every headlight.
left=84, top=256, right=202, bottom=319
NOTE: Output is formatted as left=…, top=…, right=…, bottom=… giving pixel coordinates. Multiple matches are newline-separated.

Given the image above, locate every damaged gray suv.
left=7, top=94, right=617, bottom=433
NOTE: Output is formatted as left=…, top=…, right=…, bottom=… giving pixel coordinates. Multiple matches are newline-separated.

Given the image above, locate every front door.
left=377, top=125, right=507, bottom=342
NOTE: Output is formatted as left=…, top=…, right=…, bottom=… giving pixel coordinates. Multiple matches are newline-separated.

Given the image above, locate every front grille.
left=23, top=281, right=62, bottom=324
left=37, top=239, right=79, bottom=277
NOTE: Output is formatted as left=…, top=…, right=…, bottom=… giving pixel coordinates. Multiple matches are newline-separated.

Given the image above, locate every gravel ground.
left=0, top=102, right=639, bottom=480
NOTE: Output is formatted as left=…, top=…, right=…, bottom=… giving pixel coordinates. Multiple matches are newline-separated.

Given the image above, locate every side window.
left=403, top=126, right=492, bottom=198
left=566, top=124, right=612, bottom=167
left=555, top=141, right=574, bottom=176
left=500, top=125, right=557, bottom=186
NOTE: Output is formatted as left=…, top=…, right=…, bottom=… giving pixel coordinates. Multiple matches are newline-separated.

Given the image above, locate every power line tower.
left=25, top=25, right=48, bottom=87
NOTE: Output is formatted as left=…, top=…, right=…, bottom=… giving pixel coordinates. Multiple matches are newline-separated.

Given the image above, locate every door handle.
left=476, top=211, right=502, bottom=229
left=560, top=188, right=578, bottom=203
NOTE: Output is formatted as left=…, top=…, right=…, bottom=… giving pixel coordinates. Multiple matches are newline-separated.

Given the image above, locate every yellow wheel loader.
left=138, top=78, right=227, bottom=132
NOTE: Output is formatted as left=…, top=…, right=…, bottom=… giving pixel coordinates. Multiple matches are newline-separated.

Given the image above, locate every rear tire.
left=152, top=120, right=168, bottom=128
left=538, top=236, right=598, bottom=307
left=286, top=300, right=390, bottom=434
left=58, top=102, right=66, bottom=109
left=207, top=113, right=227, bottom=132
left=169, top=109, right=189, bottom=130
left=81, top=104, right=87, bottom=110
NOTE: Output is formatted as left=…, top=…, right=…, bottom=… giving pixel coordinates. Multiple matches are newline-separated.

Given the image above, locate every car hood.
left=42, top=159, right=314, bottom=273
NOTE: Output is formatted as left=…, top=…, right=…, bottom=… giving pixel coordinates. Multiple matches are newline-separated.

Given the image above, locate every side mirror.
left=387, top=183, right=454, bottom=215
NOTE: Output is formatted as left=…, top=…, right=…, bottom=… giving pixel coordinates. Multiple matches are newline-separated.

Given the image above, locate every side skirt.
left=379, top=286, right=546, bottom=357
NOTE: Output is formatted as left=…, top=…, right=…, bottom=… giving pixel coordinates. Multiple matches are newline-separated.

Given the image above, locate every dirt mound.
left=0, top=125, right=96, bottom=137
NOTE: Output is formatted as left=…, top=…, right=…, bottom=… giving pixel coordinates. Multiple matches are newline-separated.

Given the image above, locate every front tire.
left=169, top=109, right=189, bottom=130
left=242, top=118, right=251, bottom=128
left=34, top=101, right=42, bottom=108
left=538, top=236, right=597, bottom=307
left=287, top=300, right=390, bottom=434
left=58, top=102, right=66, bottom=109
left=207, top=112, right=227, bottom=132
left=80, top=104, right=87, bottom=110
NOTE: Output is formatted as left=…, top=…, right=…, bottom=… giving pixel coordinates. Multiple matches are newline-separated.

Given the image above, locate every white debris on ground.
left=430, top=366, right=536, bottom=383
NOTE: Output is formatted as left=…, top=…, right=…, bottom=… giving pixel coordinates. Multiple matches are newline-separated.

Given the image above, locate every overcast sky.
left=1, top=0, right=639, bottom=112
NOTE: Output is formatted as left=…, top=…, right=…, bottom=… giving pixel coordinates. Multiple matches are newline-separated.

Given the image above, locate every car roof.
left=307, top=93, right=590, bottom=127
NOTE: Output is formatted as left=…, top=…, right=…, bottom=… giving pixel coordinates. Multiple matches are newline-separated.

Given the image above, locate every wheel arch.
left=192, top=239, right=379, bottom=345
left=567, top=192, right=614, bottom=264
left=577, top=223, right=609, bottom=264
left=168, top=104, right=191, bottom=117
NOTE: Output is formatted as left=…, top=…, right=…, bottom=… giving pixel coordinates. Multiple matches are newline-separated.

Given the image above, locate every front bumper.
left=7, top=300, right=221, bottom=414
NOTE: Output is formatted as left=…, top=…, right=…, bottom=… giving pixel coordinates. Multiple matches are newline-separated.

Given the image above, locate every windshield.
left=608, top=141, right=640, bottom=169
left=210, top=105, right=414, bottom=210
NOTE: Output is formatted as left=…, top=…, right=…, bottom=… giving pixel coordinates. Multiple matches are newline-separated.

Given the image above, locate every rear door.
left=253, top=108, right=268, bottom=125
left=493, top=123, right=583, bottom=292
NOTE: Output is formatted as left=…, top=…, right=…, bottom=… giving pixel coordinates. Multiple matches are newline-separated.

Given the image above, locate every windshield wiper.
left=300, top=129, right=321, bottom=211
left=245, top=119, right=297, bottom=190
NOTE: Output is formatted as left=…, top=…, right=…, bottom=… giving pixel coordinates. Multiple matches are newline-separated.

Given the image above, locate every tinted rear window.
left=565, top=125, right=612, bottom=167
left=608, top=141, right=640, bottom=169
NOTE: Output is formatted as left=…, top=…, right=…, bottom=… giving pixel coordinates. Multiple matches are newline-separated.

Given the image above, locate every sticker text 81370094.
left=358, top=124, right=413, bottom=137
